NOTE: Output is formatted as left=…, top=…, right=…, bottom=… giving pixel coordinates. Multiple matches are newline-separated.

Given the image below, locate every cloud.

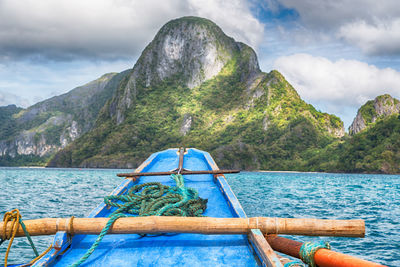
left=273, top=53, right=400, bottom=126
left=0, top=0, right=264, bottom=61
left=188, top=0, right=264, bottom=50
left=268, top=0, right=400, bottom=56
left=338, top=19, right=400, bottom=56
left=0, top=59, right=133, bottom=107
left=0, top=91, right=30, bottom=108
left=278, top=0, right=400, bottom=30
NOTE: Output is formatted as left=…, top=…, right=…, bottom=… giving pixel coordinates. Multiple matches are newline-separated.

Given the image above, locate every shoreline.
left=256, top=170, right=323, bottom=174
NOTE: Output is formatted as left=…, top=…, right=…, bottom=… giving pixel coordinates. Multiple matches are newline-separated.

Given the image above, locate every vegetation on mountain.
left=0, top=71, right=130, bottom=166
left=0, top=105, right=23, bottom=140
left=308, top=96, right=400, bottom=174
left=349, top=94, right=400, bottom=135
left=337, top=114, right=400, bottom=173
left=48, top=54, right=343, bottom=170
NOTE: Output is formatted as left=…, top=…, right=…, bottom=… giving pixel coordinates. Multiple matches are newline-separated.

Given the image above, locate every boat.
left=34, top=148, right=264, bottom=266
left=2, top=148, right=385, bottom=266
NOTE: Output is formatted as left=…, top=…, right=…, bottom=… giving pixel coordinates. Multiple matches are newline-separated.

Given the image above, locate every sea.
left=0, top=168, right=399, bottom=266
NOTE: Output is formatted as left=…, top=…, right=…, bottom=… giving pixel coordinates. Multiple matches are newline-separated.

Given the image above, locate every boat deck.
left=37, top=148, right=259, bottom=266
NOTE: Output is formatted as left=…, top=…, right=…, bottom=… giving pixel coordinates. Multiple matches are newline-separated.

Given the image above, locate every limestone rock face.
left=132, top=17, right=241, bottom=89
left=0, top=72, right=129, bottom=159
left=180, top=114, right=192, bottom=136
left=349, top=112, right=367, bottom=135
left=112, top=16, right=261, bottom=124
left=349, top=94, right=400, bottom=135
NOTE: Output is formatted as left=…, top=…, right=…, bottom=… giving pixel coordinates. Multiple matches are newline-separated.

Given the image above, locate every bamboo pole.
left=265, top=235, right=386, bottom=267
left=0, top=216, right=364, bottom=238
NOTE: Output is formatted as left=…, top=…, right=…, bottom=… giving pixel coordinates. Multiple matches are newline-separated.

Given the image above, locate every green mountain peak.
left=349, top=94, right=400, bottom=135
left=111, top=16, right=261, bottom=125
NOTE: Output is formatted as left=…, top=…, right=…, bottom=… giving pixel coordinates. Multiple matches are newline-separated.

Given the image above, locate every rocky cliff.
left=111, top=17, right=261, bottom=125
left=349, top=94, right=400, bottom=135
left=0, top=71, right=130, bottom=165
left=48, top=16, right=344, bottom=170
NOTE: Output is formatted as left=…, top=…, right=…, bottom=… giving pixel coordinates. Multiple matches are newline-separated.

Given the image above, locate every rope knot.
left=1, top=209, right=39, bottom=267
left=299, top=241, right=331, bottom=267
left=2, top=209, right=21, bottom=241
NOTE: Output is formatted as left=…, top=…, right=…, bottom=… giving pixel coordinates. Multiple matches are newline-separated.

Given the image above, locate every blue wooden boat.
left=33, top=148, right=269, bottom=266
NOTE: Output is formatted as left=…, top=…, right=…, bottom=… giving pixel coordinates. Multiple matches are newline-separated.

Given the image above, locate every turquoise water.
left=0, top=168, right=399, bottom=266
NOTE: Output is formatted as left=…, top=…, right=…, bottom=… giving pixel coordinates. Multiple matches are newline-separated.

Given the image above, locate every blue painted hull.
left=33, top=148, right=261, bottom=266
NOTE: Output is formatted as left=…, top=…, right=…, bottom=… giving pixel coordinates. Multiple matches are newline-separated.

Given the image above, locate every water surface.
left=0, top=168, right=399, bottom=266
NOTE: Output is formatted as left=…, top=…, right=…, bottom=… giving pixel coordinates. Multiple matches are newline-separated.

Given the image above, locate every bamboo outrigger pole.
left=0, top=216, right=364, bottom=238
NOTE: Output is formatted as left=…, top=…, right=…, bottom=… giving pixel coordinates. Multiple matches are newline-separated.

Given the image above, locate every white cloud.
left=0, top=0, right=264, bottom=61
left=273, top=53, right=400, bottom=127
left=0, top=59, right=133, bottom=107
left=274, top=0, right=400, bottom=55
left=338, top=19, right=400, bottom=56
left=187, top=0, right=264, bottom=49
left=279, top=0, right=400, bottom=30
left=0, top=91, right=30, bottom=108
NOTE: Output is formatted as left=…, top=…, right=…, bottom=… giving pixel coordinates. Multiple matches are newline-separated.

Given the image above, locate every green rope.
left=19, top=218, right=39, bottom=257
left=299, top=241, right=331, bottom=267
left=71, top=174, right=207, bottom=266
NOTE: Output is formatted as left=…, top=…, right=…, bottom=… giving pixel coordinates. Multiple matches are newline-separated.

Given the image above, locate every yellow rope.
left=28, top=245, right=53, bottom=265
left=2, top=209, right=22, bottom=267
left=69, top=216, right=75, bottom=236
left=1, top=209, right=47, bottom=266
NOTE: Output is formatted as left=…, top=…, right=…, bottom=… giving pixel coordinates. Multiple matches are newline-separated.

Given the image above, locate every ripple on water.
left=226, top=172, right=400, bottom=266
left=0, top=169, right=399, bottom=266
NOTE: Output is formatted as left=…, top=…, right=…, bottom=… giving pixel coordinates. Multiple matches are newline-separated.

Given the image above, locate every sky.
left=1, top=0, right=400, bottom=129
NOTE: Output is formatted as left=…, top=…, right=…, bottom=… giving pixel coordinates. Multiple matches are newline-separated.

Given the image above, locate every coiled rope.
left=71, top=174, right=207, bottom=266
left=0, top=209, right=39, bottom=267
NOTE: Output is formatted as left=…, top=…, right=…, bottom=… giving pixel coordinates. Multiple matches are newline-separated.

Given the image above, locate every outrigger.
left=1, top=148, right=386, bottom=266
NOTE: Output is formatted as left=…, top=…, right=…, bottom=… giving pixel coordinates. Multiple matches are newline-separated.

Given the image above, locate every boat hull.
left=33, top=148, right=261, bottom=266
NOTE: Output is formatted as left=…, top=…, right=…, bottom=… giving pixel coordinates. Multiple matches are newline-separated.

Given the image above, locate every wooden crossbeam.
left=117, top=169, right=240, bottom=177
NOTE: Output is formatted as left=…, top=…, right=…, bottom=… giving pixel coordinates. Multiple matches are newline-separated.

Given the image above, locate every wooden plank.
left=215, top=176, right=247, bottom=218
left=177, top=147, right=184, bottom=172
left=248, top=229, right=283, bottom=267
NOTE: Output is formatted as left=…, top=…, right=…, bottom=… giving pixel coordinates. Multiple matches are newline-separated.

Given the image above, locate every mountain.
left=306, top=95, right=400, bottom=174
left=337, top=94, right=400, bottom=173
left=338, top=114, right=400, bottom=173
left=349, top=94, right=400, bottom=135
left=47, top=16, right=344, bottom=169
left=0, top=71, right=130, bottom=165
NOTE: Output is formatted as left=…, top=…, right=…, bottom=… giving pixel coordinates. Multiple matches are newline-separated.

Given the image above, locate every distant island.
left=0, top=17, right=399, bottom=174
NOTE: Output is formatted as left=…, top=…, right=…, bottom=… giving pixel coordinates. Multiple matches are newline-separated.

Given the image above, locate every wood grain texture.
left=0, top=216, right=365, bottom=237
left=248, top=229, right=283, bottom=267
